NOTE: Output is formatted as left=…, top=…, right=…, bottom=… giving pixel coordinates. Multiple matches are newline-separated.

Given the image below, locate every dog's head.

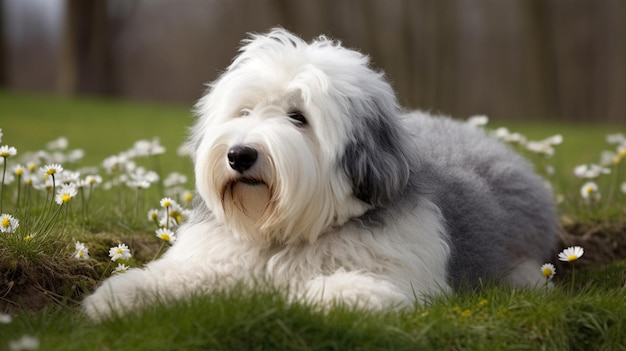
left=190, top=28, right=410, bottom=244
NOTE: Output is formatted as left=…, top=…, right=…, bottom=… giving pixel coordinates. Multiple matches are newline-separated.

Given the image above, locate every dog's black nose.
left=227, top=145, right=258, bottom=173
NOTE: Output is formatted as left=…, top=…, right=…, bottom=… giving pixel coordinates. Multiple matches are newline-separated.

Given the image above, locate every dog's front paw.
left=82, top=269, right=157, bottom=321
left=301, top=271, right=409, bottom=311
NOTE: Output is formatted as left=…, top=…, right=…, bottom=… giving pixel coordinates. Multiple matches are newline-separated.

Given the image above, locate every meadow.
left=0, top=90, right=625, bottom=350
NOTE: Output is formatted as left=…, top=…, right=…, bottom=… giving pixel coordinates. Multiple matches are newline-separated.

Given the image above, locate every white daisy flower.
left=540, top=263, right=556, bottom=280
left=0, top=213, right=19, bottom=233
left=160, top=197, right=176, bottom=209
left=0, top=145, right=17, bottom=158
left=558, top=246, right=584, bottom=262
left=155, top=228, right=176, bottom=244
left=466, top=115, right=489, bottom=128
left=55, top=183, right=78, bottom=205
left=114, top=263, right=130, bottom=274
left=74, top=241, right=90, bottom=260
left=109, top=243, right=132, bottom=262
left=8, top=335, right=39, bottom=351
left=580, top=182, right=600, bottom=202
left=40, top=163, right=64, bottom=177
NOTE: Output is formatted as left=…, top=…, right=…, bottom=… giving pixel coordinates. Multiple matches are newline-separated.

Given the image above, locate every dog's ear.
left=342, top=98, right=410, bottom=207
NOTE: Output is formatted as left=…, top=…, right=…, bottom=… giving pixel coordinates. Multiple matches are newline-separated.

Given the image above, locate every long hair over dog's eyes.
left=287, top=110, right=308, bottom=126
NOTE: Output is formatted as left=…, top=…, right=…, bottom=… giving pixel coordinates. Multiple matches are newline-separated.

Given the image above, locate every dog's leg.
left=83, top=230, right=258, bottom=320
left=82, top=258, right=232, bottom=320
left=299, top=270, right=411, bottom=311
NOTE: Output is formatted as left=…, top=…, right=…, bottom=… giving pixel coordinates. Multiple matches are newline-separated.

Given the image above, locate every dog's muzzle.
left=228, top=145, right=258, bottom=173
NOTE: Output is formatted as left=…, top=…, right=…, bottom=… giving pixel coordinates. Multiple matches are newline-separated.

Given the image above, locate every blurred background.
left=1, top=0, right=625, bottom=123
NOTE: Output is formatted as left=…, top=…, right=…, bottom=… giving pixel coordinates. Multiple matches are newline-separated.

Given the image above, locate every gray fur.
left=348, top=109, right=558, bottom=290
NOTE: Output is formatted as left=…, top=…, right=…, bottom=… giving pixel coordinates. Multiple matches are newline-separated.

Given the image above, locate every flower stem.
left=0, top=157, right=7, bottom=213
left=153, top=241, right=166, bottom=261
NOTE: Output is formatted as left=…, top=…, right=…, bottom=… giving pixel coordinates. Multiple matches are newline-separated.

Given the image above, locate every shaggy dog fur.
left=83, top=28, right=558, bottom=319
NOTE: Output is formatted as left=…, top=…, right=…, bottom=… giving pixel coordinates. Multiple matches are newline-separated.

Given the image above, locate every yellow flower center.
left=162, top=201, right=171, bottom=207
left=116, top=248, right=123, bottom=255
left=1, top=152, right=8, bottom=157
left=78, top=251, right=84, bottom=257
left=24, top=235, right=31, bottom=241
left=47, top=169, right=56, bottom=175
left=184, top=192, right=193, bottom=202
left=542, top=268, right=553, bottom=277
left=585, top=186, right=594, bottom=194
left=160, top=234, right=171, bottom=242
left=61, top=194, right=71, bottom=203
left=1, top=218, right=9, bottom=228
left=567, top=255, right=578, bottom=262
left=15, top=168, right=23, bottom=176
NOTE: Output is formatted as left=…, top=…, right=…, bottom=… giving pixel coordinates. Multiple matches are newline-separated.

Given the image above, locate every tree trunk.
left=57, top=0, right=113, bottom=96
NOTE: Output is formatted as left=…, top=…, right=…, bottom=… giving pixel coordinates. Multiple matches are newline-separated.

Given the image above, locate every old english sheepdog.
left=83, top=28, right=558, bottom=319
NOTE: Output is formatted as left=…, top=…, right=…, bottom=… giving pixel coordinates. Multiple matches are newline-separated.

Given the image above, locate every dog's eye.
left=238, top=108, right=251, bottom=117
left=287, top=111, right=307, bottom=126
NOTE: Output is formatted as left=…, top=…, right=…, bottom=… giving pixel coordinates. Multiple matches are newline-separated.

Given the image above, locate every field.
left=1, top=91, right=625, bottom=350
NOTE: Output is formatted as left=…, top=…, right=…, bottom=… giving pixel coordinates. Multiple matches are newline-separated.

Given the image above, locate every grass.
left=2, top=270, right=625, bottom=350
left=1, top=91, right=625, bottom=350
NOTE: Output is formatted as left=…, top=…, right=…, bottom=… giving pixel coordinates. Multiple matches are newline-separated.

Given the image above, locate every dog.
left=83, top=28, right=558, bottom=319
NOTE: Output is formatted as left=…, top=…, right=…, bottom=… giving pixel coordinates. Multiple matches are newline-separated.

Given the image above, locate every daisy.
left=132, top=138, right=166, bottom=157
left=126, top=178, right=151, bottom=189
left=160, top=197, right=176, bottom=209
left=540, top=263, right=556, bottom=280
left=74, top=241, right=90, bottom=260
left=181, top=190, right=194, bottom=204
left=494, top=127, right=527, bottom=144
left=164, top=172, right=188, bottom=187
left=0, top=213, right=19, bottom=233
left=40, top=163, right=64, bottom=177
left=159, top=216, right=178, bottom=229
left=466, top=115, right=489, bottom=128
left=114, top=263, right=130, bottom=274
left=102, top=154, right=132, bottom=174
left=26, top=162, right=38, bottom=173
left=8, top=335, right=39, bottom=351
left=46, top=137, right=69, bottom=150
left=155, top=228, right=176, bottom=244
left=0, top=312, right=11, bottom=324
left=580, top=182, right=600, bottom=201
left=525, top=141, right=554, bottom=157
left=573, top=164, right=610, bottom=179
left=59, top=170, right=81, bottom=184
left=147, top=208, right=160, bottom=222
left=109, top=243, right=131, bottom=261
left=67, top=149, right=85, bottom=163
left=558, top=246, right=584, bottom=262
left=55, top=183, right=78, bottom=205
left=85, top=174, right=103, bottom=186
left=12, top=164, right=25, bottom=176
left=0, top=145, right=17, bottom=158
left=606, top=132, right=626, bottom=145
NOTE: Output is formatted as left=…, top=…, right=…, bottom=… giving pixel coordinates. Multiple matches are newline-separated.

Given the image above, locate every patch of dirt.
left=558, top=219, right=626, bottom=265
left=0, top=255, right=98, bottom=314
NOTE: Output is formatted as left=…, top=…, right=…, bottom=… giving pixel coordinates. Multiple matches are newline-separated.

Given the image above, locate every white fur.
left=83, top=28, right=555, bottom=320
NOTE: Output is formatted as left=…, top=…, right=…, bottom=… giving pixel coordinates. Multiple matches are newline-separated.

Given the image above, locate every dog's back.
left=403, top=112, right=559, bottom=289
